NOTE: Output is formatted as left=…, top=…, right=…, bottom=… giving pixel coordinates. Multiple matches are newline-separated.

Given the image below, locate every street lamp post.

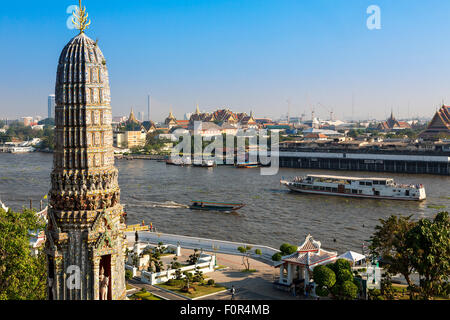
left=212, top=244, right=219, bottom=268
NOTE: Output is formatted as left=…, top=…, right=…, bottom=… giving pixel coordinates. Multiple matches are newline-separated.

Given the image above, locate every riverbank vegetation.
left=0, top=207, right=47, bottom=300
left=0, top=120, right=55, bottom=151
left=369, top=211, right=450, bottom=300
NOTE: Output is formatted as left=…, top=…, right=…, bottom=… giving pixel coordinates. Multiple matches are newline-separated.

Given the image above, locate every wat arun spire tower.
left=45, top=1, right=126, bottom=300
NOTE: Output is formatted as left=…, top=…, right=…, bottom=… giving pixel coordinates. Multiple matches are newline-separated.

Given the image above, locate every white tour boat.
left=280, top=174, right=426, bottom=201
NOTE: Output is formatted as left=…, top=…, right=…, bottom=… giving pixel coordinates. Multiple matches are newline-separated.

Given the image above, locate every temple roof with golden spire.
left=127, top=108, right=139, bottom=124
left=165, top=109, right=177, bottom=126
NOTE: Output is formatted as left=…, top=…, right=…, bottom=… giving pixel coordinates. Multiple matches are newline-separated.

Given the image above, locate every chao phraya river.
left=0, top=152, right=449, bottom=252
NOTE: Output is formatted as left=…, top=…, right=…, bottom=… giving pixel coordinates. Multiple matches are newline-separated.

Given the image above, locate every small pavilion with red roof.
left=275, top=234, right=338, bottom=294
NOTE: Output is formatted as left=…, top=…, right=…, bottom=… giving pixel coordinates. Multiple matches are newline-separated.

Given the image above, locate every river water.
left=0, top=152, right=449, bottom=253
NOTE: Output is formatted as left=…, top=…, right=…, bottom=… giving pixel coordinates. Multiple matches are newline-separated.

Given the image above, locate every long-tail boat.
left=235, top=162, right=259, bottom=168
left=189, top=201, right=245, bottom=212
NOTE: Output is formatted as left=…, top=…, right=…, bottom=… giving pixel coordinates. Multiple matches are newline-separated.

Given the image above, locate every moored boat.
left=166, top=156, right=192, bottom=166
left=8, top=146, right=35, bottom=153
left=281, top=174, right=426, bottom=201
left=193, top=159, right=216, bottom=167
left=235, top=162, right=259, bottom=168
left=189, top=201, right=245, bottom=212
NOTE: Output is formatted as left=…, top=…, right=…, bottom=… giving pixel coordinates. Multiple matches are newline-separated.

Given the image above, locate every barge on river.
left=280, top=174, right=426, bottom=201
left=189, top=201, right=245, bottom=212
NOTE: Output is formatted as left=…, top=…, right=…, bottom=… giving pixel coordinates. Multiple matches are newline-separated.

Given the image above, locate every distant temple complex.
left=114, top=109, right=155, bottom=148
left=377, top=111, right=411, bottom=131
left=164, top=106, right=258, bottom=131
left=45, top=1, right=126, bottom=300
left=419, top=105, right=450, bottom=140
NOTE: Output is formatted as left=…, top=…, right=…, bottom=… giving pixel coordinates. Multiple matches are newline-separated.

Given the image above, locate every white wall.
left=126, top=231, right=280, bottom=266
left=140, top=254, right=216, bottom=285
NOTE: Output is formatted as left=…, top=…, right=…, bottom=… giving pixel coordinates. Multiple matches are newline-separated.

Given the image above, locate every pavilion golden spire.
left=72, top=0, right=91, bottom=34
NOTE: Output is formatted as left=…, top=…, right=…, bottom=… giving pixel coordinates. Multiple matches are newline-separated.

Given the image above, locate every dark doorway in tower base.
left=99, top=254, right=112, bottom=300
left=48, top=255, right=55, bottom=300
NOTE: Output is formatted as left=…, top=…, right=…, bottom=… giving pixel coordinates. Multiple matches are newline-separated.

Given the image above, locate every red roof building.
left=419, top=105, right=450, bottom=139
left=304, top=133, right=328, bottom=140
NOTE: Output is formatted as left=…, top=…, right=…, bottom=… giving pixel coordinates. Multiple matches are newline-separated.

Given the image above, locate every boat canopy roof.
left=191, top=200, right=244, bottom=205
left=306, top=174, right=392, bottom=182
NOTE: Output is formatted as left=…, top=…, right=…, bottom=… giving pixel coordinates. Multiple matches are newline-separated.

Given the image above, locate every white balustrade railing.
left=126, top=231, right=280, bottom=266
left=140, top=254, right=216, bottom=285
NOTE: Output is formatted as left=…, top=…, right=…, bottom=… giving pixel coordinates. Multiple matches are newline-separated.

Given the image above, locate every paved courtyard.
left=128, top=244, right=311, bottom=300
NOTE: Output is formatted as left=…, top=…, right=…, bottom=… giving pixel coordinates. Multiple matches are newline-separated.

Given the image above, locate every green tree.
left=174, top=268, right=183, bottom=280
left=313, top=265, right=336, bottom=297
left=0, top=208, right=47, bottom=300
left=369, top=215, right=416, bottom=290
left=380, top=274, right=395, bottom=300
left=406, top=212, right=450, bottom=299
left=187, top=249, right=201, bottom=265
left=317, top=259, right=359, bottom=300
left=367, top=288, right=384, bottom=300
left=329, top=258, right=352, bottom=273
left=336, top=268, right=353, bottom=283
left=347, top=129, right=365, bottom=138
left=148, top=242, right=165, bottom=273
left=183, top=271, right=193, bottom=289
left=271, top=252, right=282, bottom=261
left=193, top=266, right=204, bottom=283
left=143, top=132, right=172, bottom=154
left=237, top=246, right=261, bottom=271
left=337, top=281, right=359, bottom=300
left=170, top=256, right=182, bottom=270
left=38, top=126, right=55, bottom=150
left=279, top=243, right=297, bottom=256
left=125, top=269, right=133, bottom=281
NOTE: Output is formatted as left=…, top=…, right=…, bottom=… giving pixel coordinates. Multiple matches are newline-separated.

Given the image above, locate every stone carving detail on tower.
left=45, top=1, right=126, bottom=300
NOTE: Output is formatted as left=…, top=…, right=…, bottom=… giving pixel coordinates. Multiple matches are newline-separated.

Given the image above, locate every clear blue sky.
left=1, top=0, right=450, bottom=121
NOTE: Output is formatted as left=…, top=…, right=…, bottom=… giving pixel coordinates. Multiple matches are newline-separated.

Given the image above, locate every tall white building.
left=138, top=111, right=145, bottom=122
left=48, top=94, right=55, bottom=119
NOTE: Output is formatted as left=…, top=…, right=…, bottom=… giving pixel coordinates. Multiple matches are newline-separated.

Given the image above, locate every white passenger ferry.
left=280, top=174, right=426, bottom=201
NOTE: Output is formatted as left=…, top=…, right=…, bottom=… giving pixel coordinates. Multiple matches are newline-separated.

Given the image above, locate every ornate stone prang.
left=46, top=14, right=126, bottom=300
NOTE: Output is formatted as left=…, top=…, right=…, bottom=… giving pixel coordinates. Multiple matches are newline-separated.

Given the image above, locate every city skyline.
left=2, top=0, right=450, bottom=121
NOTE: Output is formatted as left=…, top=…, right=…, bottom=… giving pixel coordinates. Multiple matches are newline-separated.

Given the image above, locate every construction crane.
left=315, top=102, right=335, bottom=121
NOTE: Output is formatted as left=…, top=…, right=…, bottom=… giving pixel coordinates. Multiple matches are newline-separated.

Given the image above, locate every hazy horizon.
left=1, top=0, right=450, bottom=122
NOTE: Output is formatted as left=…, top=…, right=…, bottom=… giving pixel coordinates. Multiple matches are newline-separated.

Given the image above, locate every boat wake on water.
left=143, top=201, right=190, bottom=209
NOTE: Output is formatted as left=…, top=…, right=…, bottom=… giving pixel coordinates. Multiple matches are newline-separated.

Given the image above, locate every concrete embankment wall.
left=277, top=153, right=450, bottom=175
left=115, top=154, right=168, bottom=160
left=125, top=231, right=280, bottom=266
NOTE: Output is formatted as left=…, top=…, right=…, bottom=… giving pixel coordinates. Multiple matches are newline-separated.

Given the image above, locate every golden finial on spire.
left=72, top=0, right=91, bottom=34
